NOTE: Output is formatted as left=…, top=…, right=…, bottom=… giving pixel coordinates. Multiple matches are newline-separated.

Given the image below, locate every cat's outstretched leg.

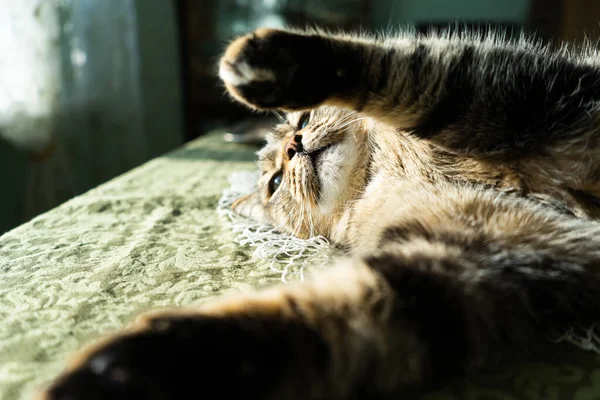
left=220, top=28, right=600, bottom=210
left=39, top=261, right=426, bottom=400
left=220, top=28, right=600, bottom=157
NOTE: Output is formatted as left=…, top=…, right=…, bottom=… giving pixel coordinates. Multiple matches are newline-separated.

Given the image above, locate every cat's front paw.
left=39, top=303, right=330, bottom=400
left=219, top=28, right=339, bottom=111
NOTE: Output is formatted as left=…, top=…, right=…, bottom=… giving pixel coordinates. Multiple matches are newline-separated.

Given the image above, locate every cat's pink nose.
left=285, top=134, right=303, bottom=160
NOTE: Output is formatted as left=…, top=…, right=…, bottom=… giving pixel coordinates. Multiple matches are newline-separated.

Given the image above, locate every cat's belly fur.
left=344, top=173, right=573, bottom=257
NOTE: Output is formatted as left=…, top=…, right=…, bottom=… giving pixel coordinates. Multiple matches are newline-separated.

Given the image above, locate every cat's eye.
left=298, top=113, right=310, bottom=130
left=268, top=171, right=283, bottom=195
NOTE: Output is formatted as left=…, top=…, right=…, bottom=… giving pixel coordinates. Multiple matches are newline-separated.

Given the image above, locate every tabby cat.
left=41, top=27, right=600, bottom=399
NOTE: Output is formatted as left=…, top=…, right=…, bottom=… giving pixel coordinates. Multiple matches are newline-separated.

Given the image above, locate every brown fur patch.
left=41, top=27, right=600, bottom=400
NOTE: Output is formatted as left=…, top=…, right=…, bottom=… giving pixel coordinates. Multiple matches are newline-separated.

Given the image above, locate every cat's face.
left=233, top=106, right=371, bottom=240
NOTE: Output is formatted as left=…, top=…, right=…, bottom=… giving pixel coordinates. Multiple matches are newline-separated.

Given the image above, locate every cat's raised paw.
left=219, top=28, right=339, bottom=111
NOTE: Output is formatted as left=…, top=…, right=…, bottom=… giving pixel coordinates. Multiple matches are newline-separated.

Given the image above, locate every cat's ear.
left=231, top=192, right=267, bottom=223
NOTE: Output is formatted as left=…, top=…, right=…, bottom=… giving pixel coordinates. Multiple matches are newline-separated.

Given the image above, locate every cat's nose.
left=285, top=134, right=303, bottom=160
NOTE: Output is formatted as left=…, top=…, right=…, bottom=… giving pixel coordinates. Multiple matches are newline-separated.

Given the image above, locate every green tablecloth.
left=1, top=132, right=599, bottom=400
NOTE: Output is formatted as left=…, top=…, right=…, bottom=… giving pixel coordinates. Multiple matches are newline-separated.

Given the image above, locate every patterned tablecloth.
left=1, top=131, right=599, bottom=400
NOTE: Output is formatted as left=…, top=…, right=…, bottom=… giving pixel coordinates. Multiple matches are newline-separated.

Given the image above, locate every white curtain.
left=0, top=0, right=156, bottom=225
left=0, top=1, right=59, bottom=152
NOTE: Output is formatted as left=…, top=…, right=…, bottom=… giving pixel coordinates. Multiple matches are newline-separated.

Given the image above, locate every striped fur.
left=41, top=28, right=600, bottom=399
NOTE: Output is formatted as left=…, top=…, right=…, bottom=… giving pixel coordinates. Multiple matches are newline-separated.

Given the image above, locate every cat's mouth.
left=308, top=143, right=336, bottom=170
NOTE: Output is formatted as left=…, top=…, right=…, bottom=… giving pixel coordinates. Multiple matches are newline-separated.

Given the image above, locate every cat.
left=40, top=27, right=600, bottom=400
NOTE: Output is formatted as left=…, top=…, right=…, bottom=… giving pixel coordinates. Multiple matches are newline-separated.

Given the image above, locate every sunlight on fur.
left=218, top=170, right=340, bottom=282
left=41, top=25, right=600, bottom=399
left=221, top=171, right=600, bottom=354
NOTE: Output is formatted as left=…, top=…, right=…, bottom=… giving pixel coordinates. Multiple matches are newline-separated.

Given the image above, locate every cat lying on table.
left=41, top=27, right=600, bottom=399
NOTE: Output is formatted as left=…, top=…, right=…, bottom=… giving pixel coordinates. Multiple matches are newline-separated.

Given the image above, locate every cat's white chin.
left=316, top=137, right=362, bottom=214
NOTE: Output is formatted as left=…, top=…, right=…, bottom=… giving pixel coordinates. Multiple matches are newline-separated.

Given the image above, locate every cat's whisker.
left=331, top=113, right=361, bottom=125
left=332, top=117, right=368, bottom=132
left=329, top=112, right=359, bottom=126
left=273, top=110, right=287, bottom=123
left=328, top=116, right=359, bottom=131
